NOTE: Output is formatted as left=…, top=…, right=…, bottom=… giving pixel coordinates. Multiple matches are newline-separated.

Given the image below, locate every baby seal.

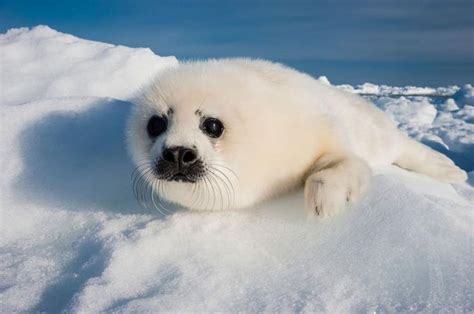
left=127, top=58, right=467, bottom=218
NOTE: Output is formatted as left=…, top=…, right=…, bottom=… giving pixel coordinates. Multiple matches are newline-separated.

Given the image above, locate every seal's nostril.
left=182, top=149, right=197, bottom=164
left=162, top=148, right=178, bottom=164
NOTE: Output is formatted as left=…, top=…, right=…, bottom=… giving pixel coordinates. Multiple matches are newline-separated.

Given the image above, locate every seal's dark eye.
left=147, top=115, right=167, bottom=137
left=201, top=118, right=224, bottom=138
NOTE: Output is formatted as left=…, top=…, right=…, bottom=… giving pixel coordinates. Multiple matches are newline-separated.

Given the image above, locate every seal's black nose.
left=162, top=146, right=198, bottom=169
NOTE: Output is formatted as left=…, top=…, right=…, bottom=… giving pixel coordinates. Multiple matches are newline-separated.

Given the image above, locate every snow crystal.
left=0, top=26, right=473, bottom=313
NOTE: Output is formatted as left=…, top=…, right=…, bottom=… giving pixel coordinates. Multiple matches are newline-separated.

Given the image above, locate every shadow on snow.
left=15, top=98, right=177, bottom=215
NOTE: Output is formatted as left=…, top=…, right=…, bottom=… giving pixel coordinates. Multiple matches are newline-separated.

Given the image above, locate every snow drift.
left=0, top=26, right=473, bottom=313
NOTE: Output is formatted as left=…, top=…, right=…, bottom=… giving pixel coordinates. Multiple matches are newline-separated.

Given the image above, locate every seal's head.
left=127, top=59, right=322, bottom=211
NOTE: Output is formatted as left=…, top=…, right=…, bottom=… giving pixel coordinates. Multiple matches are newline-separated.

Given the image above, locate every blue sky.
left=1, top=0, right=473, bottom=86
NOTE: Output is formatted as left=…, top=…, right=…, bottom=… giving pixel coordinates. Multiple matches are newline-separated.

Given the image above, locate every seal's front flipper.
left=304, top=154, right=371, bottom=220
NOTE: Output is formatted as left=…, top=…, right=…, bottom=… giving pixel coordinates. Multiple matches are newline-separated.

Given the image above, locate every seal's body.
left=127, top=59, right=466, bottom=218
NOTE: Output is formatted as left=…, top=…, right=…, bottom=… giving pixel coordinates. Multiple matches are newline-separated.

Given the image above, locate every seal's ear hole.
left=201, top=117, right=224, bottom=138
left=147, top=115, right=168, bottom=138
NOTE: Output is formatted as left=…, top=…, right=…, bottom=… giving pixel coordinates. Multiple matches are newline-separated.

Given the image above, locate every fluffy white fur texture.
left=127, top=58, right=467, bottom=218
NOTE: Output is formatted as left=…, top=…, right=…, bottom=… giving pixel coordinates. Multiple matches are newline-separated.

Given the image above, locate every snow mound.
left=453, top=84, right=474, bottom=108
left=318, top=76, right=331, bottom=85
left=440, top=98, right=460, bottom=112
left=0, top=25, right=178, bottom=106
left=0, top=26, right=473, bottom=312
left=375, top=96, right=437, bottom=126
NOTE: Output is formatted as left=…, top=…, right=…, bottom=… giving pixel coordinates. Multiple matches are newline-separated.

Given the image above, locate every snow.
left=0, top=26, right=178, bottom=106
left=0, top=26, right=473, bottom=313
left=375, top=96, right=438, bottom=126
left=318, top=76, right=331, bottom=85
left=453, top=84, right=474, bottom=108
left=338, top=82, right=460, bottom=97
left=370, top=95, right=474, bottom=172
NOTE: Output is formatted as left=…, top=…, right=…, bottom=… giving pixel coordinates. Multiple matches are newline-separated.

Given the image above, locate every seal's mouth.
left=169, top=173, right=194, bottom=183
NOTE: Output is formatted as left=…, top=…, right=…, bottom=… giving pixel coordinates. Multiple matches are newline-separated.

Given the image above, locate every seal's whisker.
left=130, top=152, right=238, bottom=213
left=198, top=173, right=211, bottom=210
left=208, top=166, right=235, bottom=209
left=200, top=176, right=210, bottom=209
left=132, top=171, right=146, bottom=204
left=131, top=165, right=157, bottom=212
left=196, top=176, right=208, bottom=209
left=189, top=181, right=199, bottom=209
left=189, top=180, right=199, bottom=210
left=200, top=177, right=209, bottom=209
left=208, top=170, right=224, bottom=210
left=207, top=169, right=229, bottom=210
left=157, top=181, right=174, bottom=214
left=151, top=180, right=166, bottom=216
left=206, top=161, right=239, bottom=181
left=213, top=168, right=235, bottom=207
left=136, top=172, right=148, bottom=209
left=142, top=171, right=155, bottom=211
left=207, top=175, right=217, bottom=210
left=143, top=170, right=156, bottom=201
left=205, top=174, right=218, bottom=210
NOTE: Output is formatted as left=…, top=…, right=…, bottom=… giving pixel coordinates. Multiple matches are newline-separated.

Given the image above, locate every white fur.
left=127, top=58, right=467, bottom=218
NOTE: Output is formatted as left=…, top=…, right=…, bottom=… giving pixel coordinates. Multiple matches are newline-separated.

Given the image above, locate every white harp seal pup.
left=127, top=58, right=467, bottom=218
